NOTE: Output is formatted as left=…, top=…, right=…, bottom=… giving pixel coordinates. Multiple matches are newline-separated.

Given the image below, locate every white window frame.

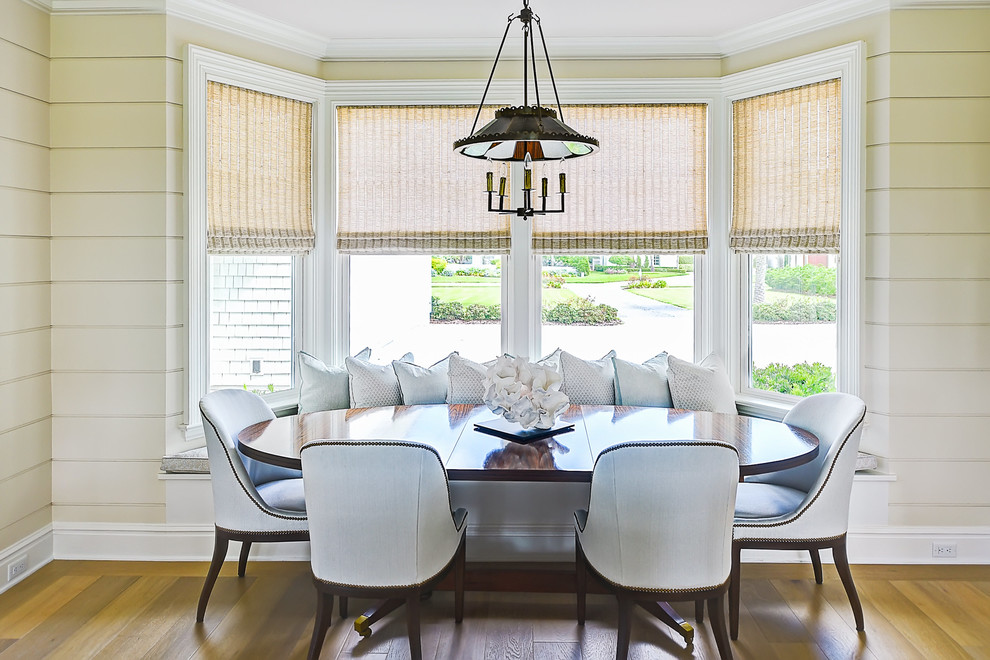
left=183, top=45, right=326, bottom=444
left=722, top=42, right=864, bottom=418
left=183, top=43, right=863, bottom=444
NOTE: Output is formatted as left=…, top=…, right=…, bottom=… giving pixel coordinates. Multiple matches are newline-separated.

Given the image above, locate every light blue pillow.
left=297, top=347, right=370, bottom=413
left=345, top=352, right=414, bottom=408
left=393, top=352, right=457, bottom=405
left=612, top=352, right=672, bottom=408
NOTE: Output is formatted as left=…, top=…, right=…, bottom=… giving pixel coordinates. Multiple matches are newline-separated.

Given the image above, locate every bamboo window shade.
left=532, top=104, right=708, bottom=255
left=206, top=82, right=315, bottom=254
left=336, top=105, right=511, bottom=254
left=731, top=79, right=841, bottom=253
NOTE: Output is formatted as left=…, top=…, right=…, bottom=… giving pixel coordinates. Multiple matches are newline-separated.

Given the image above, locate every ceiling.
left=217, top=0, right=830, bottom=42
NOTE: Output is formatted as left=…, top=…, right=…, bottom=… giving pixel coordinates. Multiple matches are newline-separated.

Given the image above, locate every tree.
left=558, top=255, right=590, bottom=275
left=431, top=257, right=447, bottom=275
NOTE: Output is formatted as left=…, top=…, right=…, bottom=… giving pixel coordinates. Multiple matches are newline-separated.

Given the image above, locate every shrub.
left=542, top=296, right=621, bottom=326
left=604, top=268, right=625, bottom=274
left=753, top=297, right=835, bottom=323
left=542, top=274, right=564, bottom=289
left=752, top=362, right=835, bottom=397
left=765, top=264, right=836, bottom=296
left=608, top=256, right=634, bottom=267
left=430, top=257, right=447, bottom=276
left=678, top=255, right=694, bottom=272
left=557, top=255, right=591, bottom=275
left=430, top=297, right=500, bottom=322
left=625, top=276, right=667, bottom=289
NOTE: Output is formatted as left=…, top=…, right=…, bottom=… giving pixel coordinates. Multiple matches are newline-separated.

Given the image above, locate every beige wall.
left=0, top=0, right=52, bottom=551
left=26, top=5, right=990, bottom=537
left=49, top=13, right=180, bottom=524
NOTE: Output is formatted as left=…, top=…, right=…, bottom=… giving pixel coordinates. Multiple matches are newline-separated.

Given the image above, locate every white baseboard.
left=0, top=525, right=54, bottom=594
left=50, top=522, right=990, bottom=565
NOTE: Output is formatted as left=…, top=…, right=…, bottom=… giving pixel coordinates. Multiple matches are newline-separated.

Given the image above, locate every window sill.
left=180, top=388, right=299, bottom=447
left=735, top=394, right=795, bottom=422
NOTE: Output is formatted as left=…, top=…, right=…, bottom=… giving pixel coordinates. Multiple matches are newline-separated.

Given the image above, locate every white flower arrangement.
left=483, top=355, right=570, bottom=430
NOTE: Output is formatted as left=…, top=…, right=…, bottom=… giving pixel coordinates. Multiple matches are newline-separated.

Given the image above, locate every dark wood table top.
left=237, top=404, right=819, bottom=482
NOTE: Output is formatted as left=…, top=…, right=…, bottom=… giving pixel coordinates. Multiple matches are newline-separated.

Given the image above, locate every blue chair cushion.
left=256, top=478, right=306, bottom=513
left=734, top=482, right=807, bottom=520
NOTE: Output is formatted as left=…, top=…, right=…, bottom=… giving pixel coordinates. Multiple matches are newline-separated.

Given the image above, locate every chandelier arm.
left=529, top=13, right=542, bottom=117
left=522, top=19, right=529, bottom=107
left=469, top=14, right=517, bottom=136
left=534, top=16, right=564, bottom=125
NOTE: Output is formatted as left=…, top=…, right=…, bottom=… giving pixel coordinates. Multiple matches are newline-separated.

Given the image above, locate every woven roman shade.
left=731, top=79, right=841, bottom=253
left=206, top=81, right=314, bottom=255
left=532, top=104, right=708, bottom=255
left=336, top=105, right=511, bottom=254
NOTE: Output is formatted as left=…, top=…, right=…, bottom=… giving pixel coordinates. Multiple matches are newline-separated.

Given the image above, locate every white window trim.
left=183, top=43, right=863, bottom=443
left=183, top=45, right=326, bottom=444
left=722, top=42, right=864, bottom=411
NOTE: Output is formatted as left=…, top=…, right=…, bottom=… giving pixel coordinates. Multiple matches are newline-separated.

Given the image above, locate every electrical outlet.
left=6, top=555, right=27, bottom=581
left=932, top=542, right=957, bottom=558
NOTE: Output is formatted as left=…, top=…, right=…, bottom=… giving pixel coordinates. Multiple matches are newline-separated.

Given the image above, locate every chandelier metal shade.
left=453, top=0, right=599, bottom=218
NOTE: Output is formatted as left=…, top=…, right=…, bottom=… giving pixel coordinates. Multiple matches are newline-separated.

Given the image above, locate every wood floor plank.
left=740, top=577, right=810, bottom=643
left=435, top=592, right=490, bottom=660
left=0, top=575, right=99, bottom=638
left=0, top=576, right=138, bottom=660
left=818, top=579, right=924, bottom=660
left=891, top=579, right=990, bottom=650
left=533, top=641, right=580, bottom=659
left=771, top=578, right=878, bottom=660
left=484, top=592, right=536, bottom=660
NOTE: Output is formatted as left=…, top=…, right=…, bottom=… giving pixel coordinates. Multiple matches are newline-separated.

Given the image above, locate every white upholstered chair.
left=300, top=440, right=467, bottom=660
left=730, top=392, right=868, bottom=639
left=197, top=389, right=308, bottom=622
left=575, top=441, right=739, bottom=660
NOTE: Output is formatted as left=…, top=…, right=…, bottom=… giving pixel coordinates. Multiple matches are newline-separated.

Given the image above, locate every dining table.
left=237, top=403, right=819, bottom=644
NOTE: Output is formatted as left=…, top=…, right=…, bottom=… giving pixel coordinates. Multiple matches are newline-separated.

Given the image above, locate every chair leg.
left=832, top=537, right=865, bottom=631
left=339, top=596, right=348, bottom=619
left=575, top=534, right=587, bottom=625
left=809, top=548, right=823, bottom=584
left=406, top=594, right=423, bottom=660
left=708, top=594, right=734, bottom=660
left=307, top=590, right=334, bottom=660
left=454, top=536, right=466, bottom=624
left=238, top=541, right=253, bottom=578
left=695, top=599, right=705, bottom=623
left=729, top=541, right=741, bottom=640
left=197, top=529, right=229, bottom=622
left=615, top=595, right=633, bottom=660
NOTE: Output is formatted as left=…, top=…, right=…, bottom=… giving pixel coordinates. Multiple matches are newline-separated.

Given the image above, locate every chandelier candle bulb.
left=524, top=168, right=533, bottom=190
left=542, top=177, right=548, bottom=197
left=499, top=176, right=507, bottom=197
left=486, top=171, right=494, bottom=192
left=559, top=172, right=567, bottom=194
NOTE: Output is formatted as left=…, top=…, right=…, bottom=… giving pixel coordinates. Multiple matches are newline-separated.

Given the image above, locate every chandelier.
left=453, top=0, right=599, bottom=218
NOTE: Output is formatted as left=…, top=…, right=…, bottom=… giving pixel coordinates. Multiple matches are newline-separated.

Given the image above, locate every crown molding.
left=21, top=0, right=53, bottom=12
left=893, top=0, right=990, bottom=6
left=49, top=0, right=162, bottom=13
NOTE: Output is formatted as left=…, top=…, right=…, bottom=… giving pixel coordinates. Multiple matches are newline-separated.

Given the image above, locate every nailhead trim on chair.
left=733, top=408, right=866, bottom=533
left=201, top=405, right=308, bottom=523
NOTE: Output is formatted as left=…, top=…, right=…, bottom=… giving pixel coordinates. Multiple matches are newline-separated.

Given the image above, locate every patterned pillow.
left=298, top=347, right=371, bottom=413
left=559, top=350, right=617, bottom=405
left=666, top=353, right=737, bottom=414
left=612, top=352, right=672, bottom=407
left=446, top=354, right=497, bottom=405
left=394, top=353, right=457, bottom=405
left=345, top=352, right=413, bottom=408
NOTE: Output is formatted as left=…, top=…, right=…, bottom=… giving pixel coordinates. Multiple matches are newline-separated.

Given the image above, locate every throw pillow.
left=345, top=352, right=413, bottom=408
left=558, top=350, right=617, bottom=405
left=446, top=354, right=497, bottom=405
left=666, top=353, right=737, bottom=414
left=612, top=352, right=672, bottom=408
left=297, top=347, right=371, bottom=413
left=393, top=353, right=457, bottom=405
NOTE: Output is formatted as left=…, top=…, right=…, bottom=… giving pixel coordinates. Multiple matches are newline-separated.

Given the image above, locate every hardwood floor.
left=1, top=561, right=989, bottom=659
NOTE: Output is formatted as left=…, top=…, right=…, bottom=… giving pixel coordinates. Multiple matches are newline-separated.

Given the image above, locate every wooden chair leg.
left=809, top=548, right=823, bottom=584
left=197, top=529, right=229, bottom=622
left=454, top=536, right=465, bottom=624
left=339, top=596, right=348, bottom=619
left=237, top=540, right=252, bottom=578
left=832, top=537, right=865, bottom=631
left=406, top=594, right=423, bottom=660
left=575, top=535, right=587, bottom=625
left=708, top=594, right=734, bottom=660
left=615, top=595, right=633, bottom=660
left=307, top=590, right=334, bottom=660
left=729, top=541, right=741, bottom=640
left=695, top=599, right=705, bottom=623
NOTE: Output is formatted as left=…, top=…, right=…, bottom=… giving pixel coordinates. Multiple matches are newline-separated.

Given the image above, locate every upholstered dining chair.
left=197, top=389, right=308, bottom=622
left=575, top=441, right=739, bottom=660
left=730, top=392, right=868, bottom=639
left=300, top=440, right=467, bottom=660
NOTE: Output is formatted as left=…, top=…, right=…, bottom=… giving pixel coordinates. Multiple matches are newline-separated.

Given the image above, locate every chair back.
left=579, top=442, right=739, bottom=591
left=300, top=441, right=464, bottom=588
left=200, top=389, right=306, bottom=530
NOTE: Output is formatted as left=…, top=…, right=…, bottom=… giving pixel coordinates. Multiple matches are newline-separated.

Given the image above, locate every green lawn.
left=764, top=290, right=835, bottom=303
left=432, top=284, right=576, bottom=307
left=626, top=285, right=695, bottom=310
left=431, top=275, right=501, bottom=284
left=564, top=270, right=687, bottom=284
